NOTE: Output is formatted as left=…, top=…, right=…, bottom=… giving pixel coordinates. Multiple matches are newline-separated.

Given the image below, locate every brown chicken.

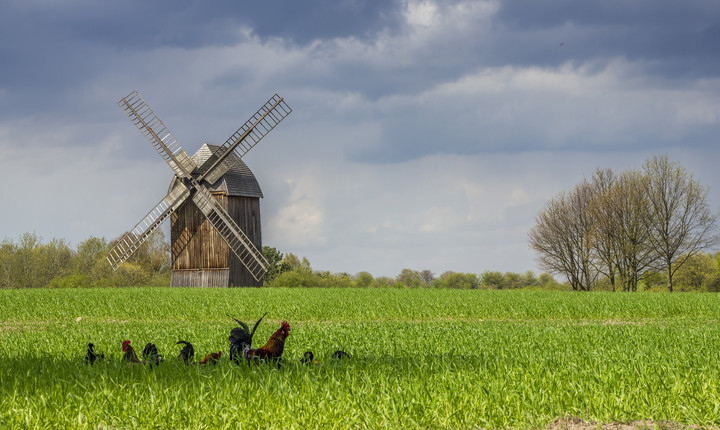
left=246, top=321, right=291, bottom=365
left=121, top=340, right=140, bottom=363
left=200, top=351, right=222, bottom=365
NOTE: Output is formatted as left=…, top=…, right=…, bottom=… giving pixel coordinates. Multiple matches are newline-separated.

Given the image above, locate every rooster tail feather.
left=177, top=340, right=194, bottom=355
left=227, top=314, right=250, bottom=332
left=176, top=340, right=193, bottom=349
left=250, top=312, right=268, bottom=338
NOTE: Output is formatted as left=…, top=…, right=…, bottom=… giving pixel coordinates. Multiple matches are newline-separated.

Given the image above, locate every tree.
left=587, top=168, right=619, bottom=291
left=117, top=229, right=170, bottom=275
left=438, top=272, right=479, bottom=289
left=529, top=180, right=598, bottom=291
left=481, top=271, right=504, bottom=289
left=353, top=271, right=375, bottom=288
left=262, top=246, right=292, bottom=283
left=396, top=269, right=425, bottom=288
left=643, top=155, right=719, bottom=292
left=604, top=170, right=655, bottom=291
left=0, top=239, right=16, bottom=288
left=502, top=272, right=524, bottom=289
left=75, top=237, right=109, bottom=275
left=521, top=271, right=539, bottom=288
left=419, top=270, right=435, bottom=285
left=673, top=252, right=716, bottom=291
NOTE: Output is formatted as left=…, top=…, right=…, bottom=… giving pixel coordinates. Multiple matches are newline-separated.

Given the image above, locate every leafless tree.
left=643, top=155, right=719, bottom=292
left=587, top=168, right=619, bottom=291
left=605, top=170, right=656, bottom=291
left=529, top=181, right=598, bottom=291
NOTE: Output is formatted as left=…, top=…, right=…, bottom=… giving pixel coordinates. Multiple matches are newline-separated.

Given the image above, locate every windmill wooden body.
left=106, top=91, right=291, bottom=286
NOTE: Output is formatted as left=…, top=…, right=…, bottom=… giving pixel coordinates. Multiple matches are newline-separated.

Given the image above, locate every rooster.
left=176, top=340, right=194, bottom=365
left=228, top=315, right=290, bottom=366
left=121, top=340, right=140, bottom=364
left=85, top=343, right=104, bottom=365
left=227, top=313, right=267, bottom=364
left=247, top=321, right=291, bottom=366
left=200, top=351, right=222, bottom=365
left=142, top=343, right=163, bottom=367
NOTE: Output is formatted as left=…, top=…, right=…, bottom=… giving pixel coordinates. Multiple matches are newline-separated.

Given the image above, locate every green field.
left=2, top=288, right=720, bottom=429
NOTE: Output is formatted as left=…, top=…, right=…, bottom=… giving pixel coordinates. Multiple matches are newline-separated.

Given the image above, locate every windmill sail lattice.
left=107, top=185, right=191, bottom=271
left=192, top=187, right=268, bottom=281
left=117, top=91, right=197, bottom=178
left=106, top=90, right=291, bottom=283
left=198, top=94, right=292, bottom=185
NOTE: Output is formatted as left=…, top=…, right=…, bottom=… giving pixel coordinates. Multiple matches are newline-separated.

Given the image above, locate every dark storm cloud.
left=0, top=0, right=400, bottom=116
left=494, top=0, right=720, bottom=78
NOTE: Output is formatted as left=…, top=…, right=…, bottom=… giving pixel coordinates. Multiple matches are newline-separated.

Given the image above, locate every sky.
left=1, top=0, right=719, bottom=278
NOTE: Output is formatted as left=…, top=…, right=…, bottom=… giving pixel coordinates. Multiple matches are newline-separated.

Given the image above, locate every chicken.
left=300, top=350, right=318, bottom=366
left=227, top=313, right=267, bottom=364
left=176, top=340, right=194, bottom=365
left=200, top=351, right=222, bottom=365
left=142, top=343, right=163, bottom=367
left=245, top=321, right=291, bottom=365
left=332, top=350, right=351, bottom=360
left=122, top=340, right=140, bottom=364
left=85, top=343, right=104, bottom=365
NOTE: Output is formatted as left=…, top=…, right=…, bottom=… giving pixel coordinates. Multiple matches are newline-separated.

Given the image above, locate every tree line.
left=262, top=247, right=565, bottom=289
left=0, top=232, right=170, bottom=289
left=2, top=228, right=719, bottom=291
left=0, top=232, right=564, bottom=290
left=529, top=155, right=719, bottom=292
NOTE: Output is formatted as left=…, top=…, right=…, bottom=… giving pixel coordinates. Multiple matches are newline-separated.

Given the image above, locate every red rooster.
left=229, top=318, right=290, bottom=365
left=121, top=340, right=140, bottom=364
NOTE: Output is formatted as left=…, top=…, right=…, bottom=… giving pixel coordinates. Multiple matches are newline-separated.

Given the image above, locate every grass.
left=1, top=288, right=720, bottom=429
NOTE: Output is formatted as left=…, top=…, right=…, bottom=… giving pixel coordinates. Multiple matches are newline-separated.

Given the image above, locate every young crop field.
left=2, top=288, right=720, bottom=429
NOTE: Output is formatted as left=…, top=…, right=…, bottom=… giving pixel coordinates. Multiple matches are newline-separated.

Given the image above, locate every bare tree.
left=587, top=168, right=619, bottom=291
left=529, top=181, right=598, bottom=291
left=643, top=155, right=719, bottom=292
left=606, top=170, right=655, bottom=291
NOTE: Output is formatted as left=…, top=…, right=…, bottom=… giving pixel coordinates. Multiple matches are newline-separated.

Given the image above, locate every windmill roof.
left=168, top=143, right=263, bottom=198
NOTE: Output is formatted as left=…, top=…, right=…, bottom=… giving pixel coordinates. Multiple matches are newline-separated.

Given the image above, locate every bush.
left=47, top=273, right=91, bottom=288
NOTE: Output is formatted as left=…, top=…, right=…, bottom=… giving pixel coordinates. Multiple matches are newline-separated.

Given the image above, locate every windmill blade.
left=191, top=187, right=269, bottom=281
left=198, top=94, right=291, bottom=185
left=106, top=184, right=191, bottom=271
left=118, top=91, right=198, bottom=178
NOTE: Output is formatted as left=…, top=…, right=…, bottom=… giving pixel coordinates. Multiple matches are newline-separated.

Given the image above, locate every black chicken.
left=142, top=343, right=163, bottom=367
left=227, top=313, right=267, bottom=364
left=333, top=350, right=351, bottom=360
left=176, top=340, right=194, bottom=365
left=300, top=350, right=318, bottom=366
left=85, top=343, right=104, bottom=365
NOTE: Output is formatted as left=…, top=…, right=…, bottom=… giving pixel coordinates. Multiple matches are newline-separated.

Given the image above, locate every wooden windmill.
left=106, top=91, right=291, bottom=286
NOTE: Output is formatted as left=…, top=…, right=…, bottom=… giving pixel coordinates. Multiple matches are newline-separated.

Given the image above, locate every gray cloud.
left=1, top=0, right=719, bottom=277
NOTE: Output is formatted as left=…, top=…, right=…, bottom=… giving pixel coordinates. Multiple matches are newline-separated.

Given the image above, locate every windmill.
left=106, top=91, right=291, bottom=286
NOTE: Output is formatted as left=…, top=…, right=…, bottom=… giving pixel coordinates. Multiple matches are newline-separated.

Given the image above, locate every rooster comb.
left=281, top=321, right=290, bottom=331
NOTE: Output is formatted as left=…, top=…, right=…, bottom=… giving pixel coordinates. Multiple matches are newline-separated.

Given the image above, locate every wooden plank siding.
left=227, top=196, right=262, bottom=287
left=170, top=194, right=262, bottom=287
